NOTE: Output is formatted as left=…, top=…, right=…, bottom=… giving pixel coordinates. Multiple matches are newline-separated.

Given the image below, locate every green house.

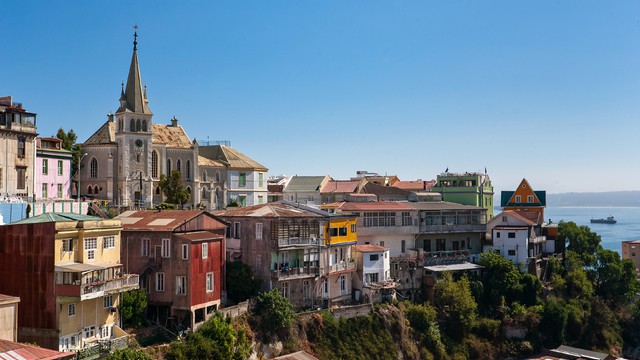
left=431, top=171, right=495, bottom=219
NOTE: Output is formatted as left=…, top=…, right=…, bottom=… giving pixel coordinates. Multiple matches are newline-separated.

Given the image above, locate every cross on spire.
left=133, top=24, right=138, bottom=50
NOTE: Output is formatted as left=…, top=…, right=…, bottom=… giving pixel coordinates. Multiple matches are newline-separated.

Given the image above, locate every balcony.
left=277, top=237, right=320, bottom=248
left=423, top=250, right=470, bottom=266
left=272, top=267, right=319, bottom=280
left=329, top=261, right=356, bottom=273
left=419, top=224, right=486, bottom=234
left=57, top=275, right=140, bottom=300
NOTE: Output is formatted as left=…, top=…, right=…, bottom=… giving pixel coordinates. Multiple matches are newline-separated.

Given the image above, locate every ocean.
left=542, top=207, right=640, bottom=255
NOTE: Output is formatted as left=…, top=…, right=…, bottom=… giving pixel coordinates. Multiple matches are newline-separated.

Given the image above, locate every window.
left=233, top=222, right=241, bottom=239
left=89, top=158, right=98, bottom=178
left=57, top=184, right=63, bottom=198
left=303, top=280, right=310, bottom=300
left=258, top=195, right=264, bottom=204
left=527, top=195, right=534, bottom=203
left=176, top=276, right=186, bottom=295
left=502, top=216, right=507, bottom=222
left=103, top=295, right=113, bottom=308
left=380, top=240, right=385, bottom=247
left=508, top=249, right=516, bottom=256
left=141, top=239, right=149, bottom=256
left=16, top=167, right=26, bottom=189
left=239, top=172, right=246, bottom=187
left=176, top=159, right=181, bottom=174
left=340, top=274, right=346, bottom=292
left=401, top=240, right=406, bottom=253
left=259, top=173, right=264, bottom=187
left=130, top=119, right=135, bottom=131
left=166, top=159, right=171, bottom=176
left=156, top=186, right=161, bottom=195
left=42, top=183, right=48, bottom=198
left=206, top=272, right=214, bottom=292
left=68, top=303, right=76, bottom=317
left=515, top=195, right=521, bottom=203
left=142, top=120, right=147, bottom=132
left=202, top=243, right=208, bottom=259
left=156, top=273, right=165, bottom=292
left=402, top=212, right=412, bottom=226
left=85, top=238, right=97, bottom=260
left=70, top=335, right=76, bottom=347
left=508, top=232, right=516, bottom=238
left=322, top=279, right=329, bottom=298
left=101, top=325, right=110, bottom=339
left=238, top=195, right=246, bottom=207
left=162, top=238, right=170, bottom=258
left=103, top=236, right=115, bottom=249
left=496, top=232, right=501, bottom=238
left=84, top=326, right=96, bottom=339
left=182, top=244, right=189, bottom=260
left=281, top=281, right=289, bottom=298
left=201, top=170, right=207, bottom=182
left=186, top=160, right=191, bottom=180
left=351, top=224, right=356, bottom=233
left=329, top=228, right=338, bottom=237
left=43, top=159, right=48, bottom=175
left=151, top=151, right=158, bottom=178
left=215, top=171, right=220, bottom=182
left=339, top=227, right=348, bottom=236
left=363, top=212, right=396, bottom=227
left=369, top=254, right=379, bottom=261
left=365, top=272, right=379, bottom=284
left=256, top=223, right=263, bottom=240
left=17, top=137, right=25, bottom=158
left=62, top=239, right=73, bottom=252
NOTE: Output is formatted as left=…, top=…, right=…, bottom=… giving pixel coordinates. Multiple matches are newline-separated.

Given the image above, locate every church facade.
left=80, top=34, right=267, bottom=209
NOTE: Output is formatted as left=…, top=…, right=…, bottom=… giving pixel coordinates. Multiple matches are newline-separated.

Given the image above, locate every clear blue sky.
left=3, top=1, right=639, bottom=194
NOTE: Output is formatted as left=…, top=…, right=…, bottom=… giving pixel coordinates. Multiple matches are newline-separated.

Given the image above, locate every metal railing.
left=419, top=224, right=486, bottom=233
left=82, top=275, right=140, bottom=299
left=423, top=250, right=470, bottom=266
left=278, top=237, right=320, bottom=247
left=272, top=267, right=320, bottom=279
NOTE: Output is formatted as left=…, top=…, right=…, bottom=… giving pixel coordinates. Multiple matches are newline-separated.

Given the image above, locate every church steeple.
left=116, top=30, right=152, bottom=115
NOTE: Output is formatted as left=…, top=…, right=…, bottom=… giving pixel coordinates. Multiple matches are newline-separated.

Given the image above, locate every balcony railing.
left=419, top=224, right=486, bottom=233
left=329, top=261, right=356, bottom=273
left=81, top=275, right=140, bottom=300
left=277, top=237, right=320, bottom=247
left=423, top=250, right=470, bottom=266
left=272, top=267, right=319, bottom=280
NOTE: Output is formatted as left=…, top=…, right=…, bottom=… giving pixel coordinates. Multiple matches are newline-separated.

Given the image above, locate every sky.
left=3, top=1, right=639, bottom=195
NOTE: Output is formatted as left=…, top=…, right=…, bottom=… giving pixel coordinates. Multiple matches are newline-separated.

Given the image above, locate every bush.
left=254, top=289, right=295, bottom=337
left=226, top=261, right=261, bottom=303
left=105, top=348, right=152, bottom=360
left=120, top=289, right=147, bottom=327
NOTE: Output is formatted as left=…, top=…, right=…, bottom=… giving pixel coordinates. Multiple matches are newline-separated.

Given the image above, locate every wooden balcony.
left=277, top=237, right=320, bottom=248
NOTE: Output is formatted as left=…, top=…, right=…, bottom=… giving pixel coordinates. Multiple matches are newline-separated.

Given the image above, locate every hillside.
left=546, top=191, right=640, bottom=207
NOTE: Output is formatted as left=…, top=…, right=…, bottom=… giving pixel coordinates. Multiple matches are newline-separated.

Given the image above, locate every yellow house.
left=0, top=213, right=139, bottom=353
left=321, top=215, right=358, bottom=306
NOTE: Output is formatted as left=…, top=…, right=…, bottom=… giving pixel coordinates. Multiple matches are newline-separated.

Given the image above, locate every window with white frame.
left=182, top=244, right=189, bottom=260
left=303, top=280, right=310, bottom=300
left=281, top=281, right=289, bottom=298
left=206, top=272, right=214, bottom=292
left=256, top=223, right=263, bottom=240
left=43, top=159, right=48, bottom=175
left=340, top=275, right=346, bottom=293
left=142, top=239, right=150, bottom=256
left=162, top=238, right=170, bottom=258
left=62, top=239, right=73, bottom=252
left=58, top=160, right=63, bottom=175
left=83, top=326, right=96, bottom=339
left=402, top=212, right=412, bottom=226
left=101, top=325, right=111, bottom=339
left=202, top=243, right=208, bottom=259
left=156, top=272, right=165, bottom=292
left=57, top=184, right=63, bottom=198
left=515, top=195, right=521, bottom=203
left=233, top=222, right=241, bottom=239
left=85, top=238, right=97, bottom=260
left=527, top=195, right=534, bottom=203
left=176, top=276, right=186, bottom=295
left=68, top=303, right=76, bottom=317
left=103, top=236, right=115, bottom=249
left=322, top=279, right=329, bottom=298
left=103, top=295, right=113, bottom=308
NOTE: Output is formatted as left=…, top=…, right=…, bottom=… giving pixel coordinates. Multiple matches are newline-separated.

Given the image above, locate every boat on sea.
left=590, top=216, right=617, bottom=224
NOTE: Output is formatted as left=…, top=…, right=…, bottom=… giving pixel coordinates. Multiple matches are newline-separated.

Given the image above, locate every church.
left=80, top=33, right=268, bottom=209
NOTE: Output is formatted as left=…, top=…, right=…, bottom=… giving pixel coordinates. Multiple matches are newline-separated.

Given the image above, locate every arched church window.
left=94, top=186, right=99, bottom=195
left=87, top=186, right=93, bottom=195
left=136, top=119, right=141, bottom=132
left=186, top=187, right=191, bottom=201
left=176, top=160, right=181, bottom=175
left=166, top=159, right=171, bottom=176
left=155, top=186, right=161, bottom=195
left=90, top=158, right=98, bottom=178
left=215, top=171, right=220, bottom=182
left=151, top=151, right=158, bottom=178
left=201, top=170, right=207, bottom=182
left=186, top=160, right=191, bottom=180
left=130, top=119, right=135, bottom=132
left=202, top=187, right=208, bottom=199
left=142, top=120, right=147, bottom=132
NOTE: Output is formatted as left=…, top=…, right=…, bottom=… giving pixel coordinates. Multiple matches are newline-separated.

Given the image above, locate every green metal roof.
left=11, top=213, right=103, bottom=224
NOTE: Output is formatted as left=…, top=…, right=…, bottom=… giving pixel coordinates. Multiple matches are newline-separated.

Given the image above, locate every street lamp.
left=77, top=153, right=88, bottom=205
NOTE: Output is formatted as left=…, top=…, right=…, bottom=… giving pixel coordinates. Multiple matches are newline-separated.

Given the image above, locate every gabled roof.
left=83, top=122, right=193, bottom=148
left=354, top=244, right=388, bottom=252
left=198, top=155, right=224, bottom=167
left=492, top=210, right=538, bottom=226
left=216, top=202, right=325, bottom=218
left=199, top=145, right=267, bottom=171
left=83, top=121, right=116, bottom=145
left=360, top=182, right=411, bottom=198
left=393, top=180, right=426, bottom=191
left=11, top=213, right=103, bottom=224
left=320, top=180, right=360, bottom=194
left=116, top=210, right=226, bottom=231
left=501, top=178, right=546, bottom=207
left=0, top=339, right=72, bottom=360
left=285, top=176, right=330, bottom=192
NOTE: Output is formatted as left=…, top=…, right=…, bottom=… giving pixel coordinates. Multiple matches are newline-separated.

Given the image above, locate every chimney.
left=170, top=116, right=178, bottom=127
left=107, top=113, right=114, bottom=122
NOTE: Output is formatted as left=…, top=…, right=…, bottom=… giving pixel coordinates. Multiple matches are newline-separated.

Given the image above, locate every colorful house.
left=501, top=178, right=546, bottom=224
left=0, top=213, right=138, bottom=353
left=431, top=171, right=495, bottom=219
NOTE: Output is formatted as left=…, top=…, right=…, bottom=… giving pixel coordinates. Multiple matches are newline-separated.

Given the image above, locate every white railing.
left=330, top=261, right=356, bottom=273
left=278, top=237, right=320, bottom=247
left=82, top=275, right=139, bottom=300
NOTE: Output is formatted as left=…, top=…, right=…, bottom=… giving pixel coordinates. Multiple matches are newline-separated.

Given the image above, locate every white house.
left=353, top=244, right=395, bottom=303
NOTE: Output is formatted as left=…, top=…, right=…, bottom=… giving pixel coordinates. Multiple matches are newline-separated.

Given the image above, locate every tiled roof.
left=393, top=180, right=426, bottom=191
left=83, top=121, right=116, bottom=145
left=407, top=201, right=483, bottom=211
left=285, top=176, right=329, bottom=192
left=198, top=155, right=224, bottom=167
left=503, top=210, right=538, bottom=225
left=83, top=122, right=194, bottom=148
left=335, top=201, right=415, bottom=211
left=216, top=202, right=324, bottom=218
left=361, top=182, right=411, bottom=198
left=354, top=244, right=388, bottom=252
left=116, top=210, right=226, bottom=231
left=175, top=231, right=223, bottom=242
left=0, top=339, right=72, bottom=360
left=11, top=213, right=103, bottom=224
left=320, top=180, right=360, bottom=194
left=199, top=145, right=268, bottom=171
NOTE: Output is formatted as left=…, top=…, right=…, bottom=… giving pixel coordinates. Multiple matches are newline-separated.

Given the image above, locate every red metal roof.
left=116, top=210, right=227, bottom=231
left=354, top=244, right=388, bottom=252
left=320, top=180, right=360, bottom=194
left=175, top=231, right=223, bottom=242
left=0, top=339, right=72, bottom=360
left=503, top=210, right=539, bottom=225
left=216, top=203, right=324, bottom=218
left=337, top=201, right=415, bottom=211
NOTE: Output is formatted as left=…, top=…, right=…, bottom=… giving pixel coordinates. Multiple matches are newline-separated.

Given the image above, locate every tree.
left=540, top=298, right=567, bottom=348
left=120, top=289, right=147, bottom=327
left=434, top=272, right=478, bottom=340
left=166, top=312, right=251, bottom=360
left=105, top=348, right=152, bottom=360
left=477, top=251, right=523, bottom=311
left=55, top=128, right=82, bottom=178
left=254, top=288, right=295, bottom=337
left=558, top=222, right=602, bottom=268
left=226, top=261, right=261, bottom=304
left=159, top=170, right=190, bottom=206
left=594, top=249, right=639, bottom=306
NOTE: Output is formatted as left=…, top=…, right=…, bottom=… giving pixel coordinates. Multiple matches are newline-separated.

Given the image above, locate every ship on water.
left=590, top=216, right=617, bottom=224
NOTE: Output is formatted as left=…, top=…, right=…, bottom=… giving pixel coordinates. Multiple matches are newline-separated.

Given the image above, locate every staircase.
left=90, top=202, right=109, bottom=219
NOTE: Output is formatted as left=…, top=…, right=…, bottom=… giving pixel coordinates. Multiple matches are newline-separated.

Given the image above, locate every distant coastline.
left=543, top=191, right=640, bottom=207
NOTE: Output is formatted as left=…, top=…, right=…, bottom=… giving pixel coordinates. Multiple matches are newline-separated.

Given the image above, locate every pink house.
left=35, top=138, right=72, bottom=200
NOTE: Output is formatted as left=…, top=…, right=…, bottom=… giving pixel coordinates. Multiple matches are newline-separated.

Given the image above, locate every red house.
left=116, top=210, right=227, bottom=331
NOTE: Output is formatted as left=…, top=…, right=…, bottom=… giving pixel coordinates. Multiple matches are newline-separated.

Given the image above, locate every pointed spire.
left=117, top=29, right=152, bottom=115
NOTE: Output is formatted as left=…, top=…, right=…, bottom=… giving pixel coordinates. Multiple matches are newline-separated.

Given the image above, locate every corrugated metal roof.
left=0, top=339, right=71, bottom=360
left=11, top=213, right=103, bottom=224
left=116, top=210, right=226, bottom=231
left=320, top=180, right=360, bottom=194
left=336, top=202, right=415, bottom=211
left=285, top=176, right=328, bottom=192
left=354, top=244, right=388, bottom=252
left=175, top=231, right=222, bottom=242
left=216, top=202, right=324, bottom=218
left=199, top=145, right=268, bottom=171
left=360, top=182, right=411, bottom=197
